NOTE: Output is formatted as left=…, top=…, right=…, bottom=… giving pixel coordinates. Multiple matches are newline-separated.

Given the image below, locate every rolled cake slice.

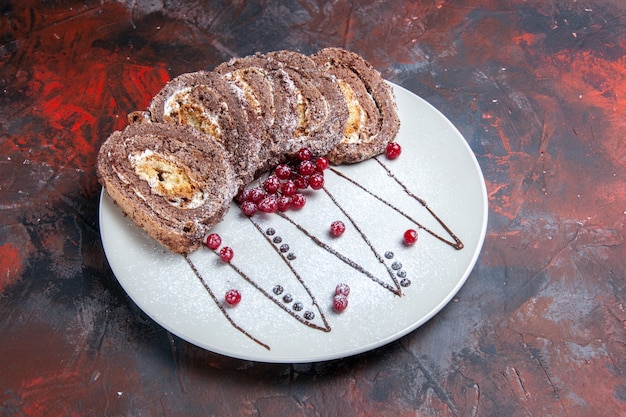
left=263, top=50, right=348, bottom=159
left=148, top=71, right=260, bottom=186
left=214, top=54, right=278, bottom=174
left=312, top=47, right=400, bottom=164
left=97, top=122, right=238, bottom=254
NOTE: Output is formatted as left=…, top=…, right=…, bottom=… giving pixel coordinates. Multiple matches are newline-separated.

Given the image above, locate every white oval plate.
left=99, top=83, right=488, bottom=363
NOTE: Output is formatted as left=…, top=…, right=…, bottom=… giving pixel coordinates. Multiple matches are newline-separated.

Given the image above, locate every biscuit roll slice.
left=312, top=47, right=400, bottom=164
left=97, top=123, right=238, bottom=254
left=149, top=71, right=260, bottom=186
left=214, top=53, right=280, bottom=174
left=263, top=50, right=348, bottom=159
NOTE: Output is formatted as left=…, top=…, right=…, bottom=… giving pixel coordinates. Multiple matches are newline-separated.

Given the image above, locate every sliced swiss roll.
left=148, top=71, right=261, bottom=187
left=262, top=50, right=349, bottom=160
left=214, top=53, right=280, bottom=174
left=97, top=122, right=238, bottom=254
left=311, top=47, right=400, bottom=164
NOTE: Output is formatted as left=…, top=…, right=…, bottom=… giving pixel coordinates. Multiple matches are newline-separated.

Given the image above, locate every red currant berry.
left=205, top=233, right=222, bottom=250
left=386, top=142, right=402, bottom=160
left=335, top=283, right=350, bottom=296
left=403, top=229, right=418, bottom=245
left=225, top=289, right=241, bottom=305
left=297, top=147, right=312, bottom=161
left=281, top=180, right=297, bottom=196
left=248, top=187, right=266, bottom=204
left=240, top=201, right=257, bottom=216
left=298, top=160, right=316, bottom=176
left=277, top=195, right=292, bottom=212
left=264, top=175, right=281, bottom=194
left=315, top=156, right=329, bottom=171
left=333, top=294, right=348, bottom=312
left=219, top=246, right=234, bottom=262
left=330, top=220, right=346, bottom=237
left=291, top=193, right=306, bottom=209
left=309, top=172, right=324, bottom=190
left=237, top=188, right=252, bottom=203
left=274, top=164, right=292, bottom=180
left=293, top=174, right=310, bottom=189
left=258, top=195, right=278, bottom=213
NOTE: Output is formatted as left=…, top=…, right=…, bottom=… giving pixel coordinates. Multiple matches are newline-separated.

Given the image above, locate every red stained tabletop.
left=1, top=0, right=625, bottom=415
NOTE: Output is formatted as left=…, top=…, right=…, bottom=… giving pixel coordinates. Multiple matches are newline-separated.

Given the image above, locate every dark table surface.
left=1, top=0, right=625, bottom=415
